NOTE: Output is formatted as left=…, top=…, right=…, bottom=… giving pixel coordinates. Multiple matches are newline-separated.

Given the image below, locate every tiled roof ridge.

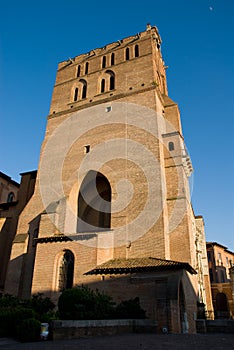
left=85, top=256, right=196, bottom=275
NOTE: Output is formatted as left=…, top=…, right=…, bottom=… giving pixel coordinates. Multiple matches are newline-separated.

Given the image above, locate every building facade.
left=0, top=172, right=19, bottom=204
left=0, top=171, right=36, bottom=292
left=4, top=25, right=213, bottom=333
left=206, top=242, right=234, bottom=319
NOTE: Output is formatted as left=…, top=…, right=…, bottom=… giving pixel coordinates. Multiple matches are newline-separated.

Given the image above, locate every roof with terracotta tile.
left=84, top=257, right=196, bottom=275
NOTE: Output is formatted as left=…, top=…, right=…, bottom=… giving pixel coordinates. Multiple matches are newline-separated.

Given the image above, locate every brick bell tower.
left=5, top=24, right=213, bottom=332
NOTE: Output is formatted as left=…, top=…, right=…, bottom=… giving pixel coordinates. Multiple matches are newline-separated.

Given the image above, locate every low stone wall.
left=50, top=319, right=158, bottom=340
left=196, top=319, right=234, bottom=333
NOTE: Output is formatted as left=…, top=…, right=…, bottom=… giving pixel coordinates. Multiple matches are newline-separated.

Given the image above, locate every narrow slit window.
left=101, top=79, right=105, bottom=93
left=82, top=84, right=87, bottom=99
left=77, top=65, right=81, bottom=77
left=85, top=62, right=89, bottom=74
left=106, top=70, right=115, bottom=91
left=79, top=79, right=87, bottom=99
left=111, top=53, right=115, bottom=65
left=135, top=44, right=139, bottom=57
left=110, top=75, right=115, bottom=90
left=74, top=88, right=79, bottom=101
left=102, top=56, right=106, bottom=68
left=125, top=47, right=130, bottom=61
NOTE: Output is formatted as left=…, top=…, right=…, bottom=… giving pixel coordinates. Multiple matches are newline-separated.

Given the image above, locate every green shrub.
left=22, top=293, right=55, bottom=321
left=58, top=286, right=115, bottom=320
left=58, top=286, right=146, bottom=320
left=115, top=297, right=146, bottom=319
left=0, top=293, right=55, bottom=337
left=0, top=294, right=20, bottom=308
left=40, top=310, right=59, bottom=323
left=93, top=289, right=116, bottom=319
left=16, top=318, right=41, bottom=342
left=0, top=307, right=35, bottom=337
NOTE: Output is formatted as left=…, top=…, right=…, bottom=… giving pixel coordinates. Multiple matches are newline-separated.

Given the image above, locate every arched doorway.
left=215, top=292, right=229, bottom=319
left=58, top=250, right=74, bottom=291
left=77, top=171, right=111, bottom=232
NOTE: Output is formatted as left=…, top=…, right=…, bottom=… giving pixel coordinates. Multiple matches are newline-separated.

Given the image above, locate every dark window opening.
left=135, top=44, right=139, bottom=57
left=77, top=170, right=111, bottom=233
left=220, top=270, right=226, bottom=283
left=101, top=79, right=105, bottom=93
left=7, top=192, right=14, bottom=203
left=168, top=142, right=174, bottom=151
left=59, top=250, right=74, bottom=291
left=77, top=65, right=81, bottom=77
left=80, top=79, right=87, bottom=99
left=105, top=106, right=112, bottom=112
left=209, top=268, right=213, bottom=283
left=74, top=88, right=79, bottom=101
left=106, top=70, right=115, bottom=91
left=110, top=75, right=115, bottom=90
left=85, top=62, right=89, bottom=74
left=102, top=56, right=106, bottom=68
left=125, top=47, right=130, bottom=61
left=84, top=145, right=90, bottom=153
left=207, top=251, right=211, bottom=262
left=111, top=53, right=115, bottom=65
left=82, top=85, right=87, bottom=99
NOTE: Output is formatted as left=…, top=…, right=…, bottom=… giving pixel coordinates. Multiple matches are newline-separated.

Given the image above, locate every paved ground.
left=0, top=333, right=234, bottom=350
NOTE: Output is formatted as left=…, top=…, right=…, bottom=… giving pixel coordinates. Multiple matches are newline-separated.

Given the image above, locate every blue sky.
left=0, top=0, right=233, bottom=250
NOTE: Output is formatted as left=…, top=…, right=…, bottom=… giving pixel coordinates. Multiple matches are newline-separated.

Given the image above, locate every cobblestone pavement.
left=1, top=333, right=234, bottom=350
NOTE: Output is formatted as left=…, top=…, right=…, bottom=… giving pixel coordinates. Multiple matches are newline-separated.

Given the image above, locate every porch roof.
left=84, top=257, right=197, bottom=275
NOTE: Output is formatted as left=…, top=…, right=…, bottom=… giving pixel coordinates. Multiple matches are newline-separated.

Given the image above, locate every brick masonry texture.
left=4, top=25, right=213, bottom=333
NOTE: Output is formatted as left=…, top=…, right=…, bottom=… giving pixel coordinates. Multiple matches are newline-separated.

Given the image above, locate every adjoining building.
left=0, top=171, right=37, bottom=293
left=0, top=171, right=20, bottom=204
left=3, top=25, right=213, bottom=333
left=206, top=242, right=234, bottom=319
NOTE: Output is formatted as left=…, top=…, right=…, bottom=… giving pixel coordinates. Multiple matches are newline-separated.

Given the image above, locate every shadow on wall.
left=4, top=252, right=197, bottom=334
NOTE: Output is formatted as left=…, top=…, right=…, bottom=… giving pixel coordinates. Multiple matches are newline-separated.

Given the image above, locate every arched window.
left=58, top=250, right=74, bottom=291
left=110, top=75, right=115, bottom=90
left=7, top=192, right=14, bottom=203
left=106, top=70, right=115, bottom=91
left=79, top=79, right=87, bottom=99
left=102, top=56, right=106, bottom=69
left=74, top=87, right=79, bottom=101
left=77, top=170, right=111, bottom=233
left=101, top=79, right=105, bottom=93
left=168, top=142, right=175, bottom=151
left=77, top=65, right=81, bottom=77
left=125, top=47, right=130, bottom=61
left=111, top=53, right=115, bottom=66
left=85, top=62, right=89, bottom=74
left=82, top=84, right=87, bottom=99
left=134, top=44, right=139, bottom=57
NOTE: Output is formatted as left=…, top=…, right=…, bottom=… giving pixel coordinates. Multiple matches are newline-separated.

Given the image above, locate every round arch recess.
left=77, top=170, right=111, bottom=233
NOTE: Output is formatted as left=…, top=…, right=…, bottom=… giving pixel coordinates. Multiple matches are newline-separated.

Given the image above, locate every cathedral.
left=3, top=25, right=213, bottom=333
